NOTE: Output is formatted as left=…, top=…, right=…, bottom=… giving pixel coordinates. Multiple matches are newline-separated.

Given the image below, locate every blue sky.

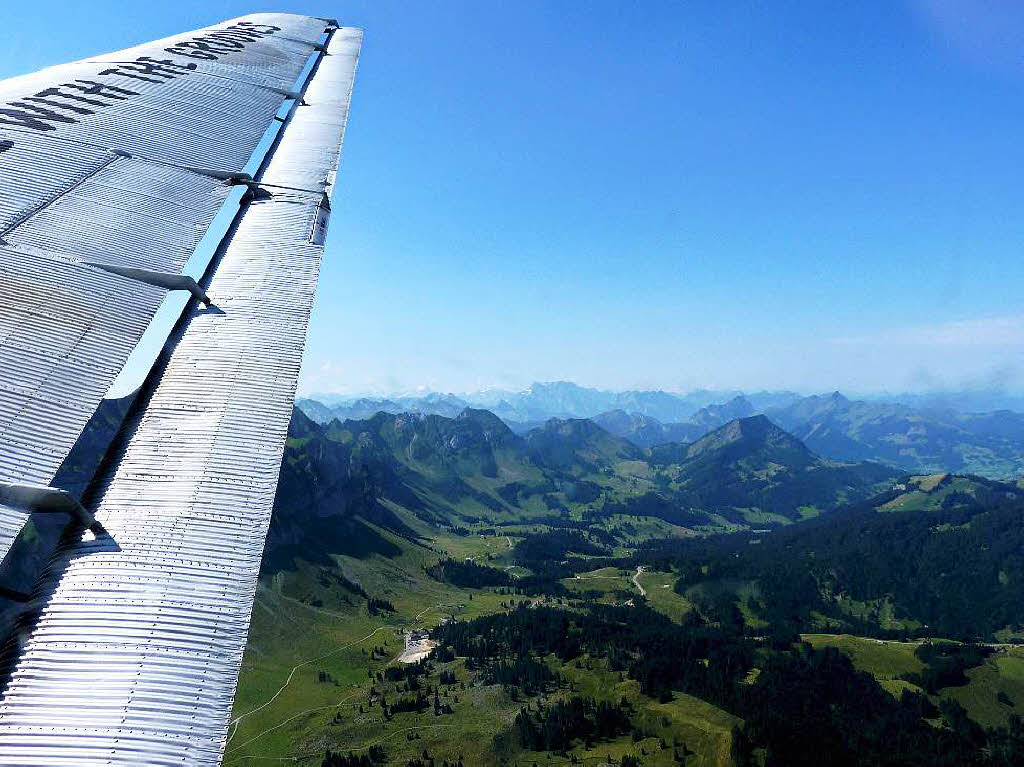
left=5, top=1, right=1024, bottom=396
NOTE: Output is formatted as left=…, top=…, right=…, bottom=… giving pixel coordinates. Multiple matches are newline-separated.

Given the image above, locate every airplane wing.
left=0, top=14, right=360, bottom=765
left=0, top=13, right=336, bottom=562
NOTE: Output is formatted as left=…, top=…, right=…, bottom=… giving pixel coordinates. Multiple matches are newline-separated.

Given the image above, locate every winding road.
left=632, top=566, right=646, bottom=598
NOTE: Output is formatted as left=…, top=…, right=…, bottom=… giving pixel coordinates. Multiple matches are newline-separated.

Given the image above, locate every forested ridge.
left=636, top=496, right=1024, bottom=639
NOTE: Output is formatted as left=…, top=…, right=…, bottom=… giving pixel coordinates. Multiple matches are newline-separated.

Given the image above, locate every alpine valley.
left=218, top=384, right=1024, bottom=767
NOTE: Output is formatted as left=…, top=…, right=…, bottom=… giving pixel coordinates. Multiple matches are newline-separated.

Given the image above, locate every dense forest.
left=432, top=603, right=1024, bottom=765
left=635, top=497, right=1024, bottom=639
left=515, top=696, right=633, bottom=752
left=425, top=558, right=513, bottom=588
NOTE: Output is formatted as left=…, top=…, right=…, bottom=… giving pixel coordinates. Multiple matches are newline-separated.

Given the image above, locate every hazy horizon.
left=298, top=378, right=1024, bottom=403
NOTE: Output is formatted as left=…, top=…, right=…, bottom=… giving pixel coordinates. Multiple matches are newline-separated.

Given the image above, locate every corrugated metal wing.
left=0, top=14, right=333, bottom=565
left=0, top=24, right=362, bottom=766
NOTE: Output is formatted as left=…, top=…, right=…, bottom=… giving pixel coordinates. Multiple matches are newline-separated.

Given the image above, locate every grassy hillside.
left=877, top=473, right=1024, bottom=512
left=804, top=635, right=1024, bottom=730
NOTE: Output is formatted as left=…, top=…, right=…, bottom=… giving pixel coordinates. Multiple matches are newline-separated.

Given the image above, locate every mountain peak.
left=529, top=381, right=593, bottom=394
left=287, top=406, right=321, bottom=439
left=536, top=415, right=609, bottom=437
left=525, top=416, right=642, bottom=469
left=591, top=409, right=646, bottom=428
left=684, top=415, right=810, bottom=461
left=735, top=413, right=787, bottom=439
left=688, top=394, right=756, bottom=429
left=456, top=407, right=516, bottom=441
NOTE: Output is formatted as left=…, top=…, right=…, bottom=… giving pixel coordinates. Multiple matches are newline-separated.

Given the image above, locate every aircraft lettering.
left=0, top=20, right=292, bottom=139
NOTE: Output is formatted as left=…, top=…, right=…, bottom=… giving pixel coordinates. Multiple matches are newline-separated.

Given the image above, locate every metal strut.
left=84, top=262, right=212, bottom=305
left=0, top=483, right=99, bottom=532
left=266, top=86, right=306, bottom=102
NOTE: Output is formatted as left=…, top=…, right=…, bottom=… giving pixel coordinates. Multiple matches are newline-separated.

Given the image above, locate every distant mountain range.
left=586, top=394, right=761, bottom=448
left=297, top=392, right=471, bottom=422
left=302, top=382, right=1024, bottom=421
left=266, top=407, right=897, bottom=570
left=298, top=383, right=1024, bottom=478
left=766, top=392, right=1024, bottom=478
left=298, top=381, right=802, bottom=425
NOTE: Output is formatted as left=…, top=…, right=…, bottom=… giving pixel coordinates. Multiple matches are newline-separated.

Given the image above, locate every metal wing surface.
left=0, top=13, right=332, bottom=566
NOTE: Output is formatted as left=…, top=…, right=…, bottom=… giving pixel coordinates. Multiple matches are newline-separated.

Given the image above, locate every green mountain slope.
left=524, top=416, right=643, bottom=473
